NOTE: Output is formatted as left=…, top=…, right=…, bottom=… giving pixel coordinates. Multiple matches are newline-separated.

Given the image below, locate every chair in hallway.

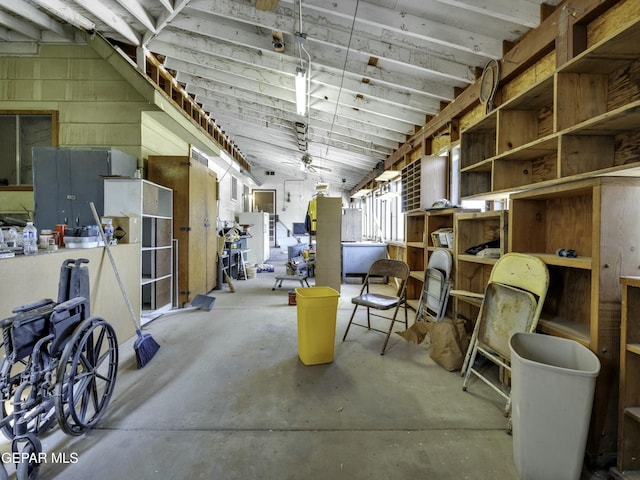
left=416, top=248, right=453, bottom=323
left=461, top=253, right=549, bottom=422
left=342, top=258, right=410, bottom=355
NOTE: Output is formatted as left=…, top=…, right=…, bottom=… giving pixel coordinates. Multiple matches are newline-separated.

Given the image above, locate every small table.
left=272, top=275, right=310, bottom=290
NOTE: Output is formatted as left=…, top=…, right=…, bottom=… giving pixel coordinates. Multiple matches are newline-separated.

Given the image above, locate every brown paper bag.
left=395, top=321, right=431, bottom=344
left=429, top=319, right=468, bottom=371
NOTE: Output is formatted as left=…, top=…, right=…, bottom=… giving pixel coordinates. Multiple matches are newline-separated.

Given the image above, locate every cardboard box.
left=112, top=214, right=141, bottom=244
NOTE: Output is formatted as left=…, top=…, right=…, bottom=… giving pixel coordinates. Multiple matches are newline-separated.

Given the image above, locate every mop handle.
left=90, top=202, right=142, bottom=332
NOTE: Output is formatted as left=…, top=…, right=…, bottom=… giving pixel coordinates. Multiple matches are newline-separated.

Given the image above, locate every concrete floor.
left=0, top=249, right=602, bottom=479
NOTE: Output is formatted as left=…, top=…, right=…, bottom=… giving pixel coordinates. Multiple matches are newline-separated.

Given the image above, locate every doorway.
left=252, top=189, right=277, bottom=247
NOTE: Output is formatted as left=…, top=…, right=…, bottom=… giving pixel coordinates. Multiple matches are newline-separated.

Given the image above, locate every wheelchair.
left=0, top=258, right=119, bottom=479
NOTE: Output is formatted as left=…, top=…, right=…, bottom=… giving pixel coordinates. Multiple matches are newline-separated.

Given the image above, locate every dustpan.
left=190, top=294, right=216, bottom=312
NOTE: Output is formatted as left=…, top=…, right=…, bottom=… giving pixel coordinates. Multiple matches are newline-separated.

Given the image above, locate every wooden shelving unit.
left=404, top=211, right=427, bottom=310
left=450, top=15, right=640, bottom=465
left=404, top=207, right=464, bottom=312
left=509, top=176, right=640, bottom=463
left=452, top=210, right=508, bottom=330
left=615, top=276, right=640, bottom=478
left=459, top=16, right=640, bottom=201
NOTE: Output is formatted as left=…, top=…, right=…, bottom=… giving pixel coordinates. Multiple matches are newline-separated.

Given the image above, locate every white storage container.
left=509, top=332, right=600, bottom=480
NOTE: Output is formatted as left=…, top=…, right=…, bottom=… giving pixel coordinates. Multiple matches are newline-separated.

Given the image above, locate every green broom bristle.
left=134, top=330, right=160, bottom=368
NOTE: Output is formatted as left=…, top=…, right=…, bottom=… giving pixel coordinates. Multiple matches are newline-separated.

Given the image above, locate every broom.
left=90, top=202, right=160, bottom=368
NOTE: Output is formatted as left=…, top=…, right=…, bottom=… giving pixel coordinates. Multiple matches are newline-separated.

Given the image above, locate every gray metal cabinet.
left=33, top=147, right=136, bottom=230
left=341, top=242, right=388, bottom=282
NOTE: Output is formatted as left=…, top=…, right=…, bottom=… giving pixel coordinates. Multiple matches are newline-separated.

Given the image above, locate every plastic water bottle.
left=22, top=222, right=38, bottom=255
left=102, top=218, right=114, bottom=245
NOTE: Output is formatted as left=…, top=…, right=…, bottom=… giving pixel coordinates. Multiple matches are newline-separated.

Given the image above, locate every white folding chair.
left=416, top=248, right=453, bottom=323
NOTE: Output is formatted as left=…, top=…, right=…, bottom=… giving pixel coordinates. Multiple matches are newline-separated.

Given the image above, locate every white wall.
left=205, top=155, right=355, bottom=245
left=205, top=152, right=246, bottom=232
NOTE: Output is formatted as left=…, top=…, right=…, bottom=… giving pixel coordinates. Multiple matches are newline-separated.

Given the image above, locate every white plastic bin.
left=509, top=332, right=600, bottom=480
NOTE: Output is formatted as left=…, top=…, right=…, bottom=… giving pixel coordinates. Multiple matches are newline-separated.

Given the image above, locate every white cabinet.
left=237, top=212, right=270, bottom=265
left=104, top=178, right=174, bottom=317
left=315, top=196, right=342, bottom=293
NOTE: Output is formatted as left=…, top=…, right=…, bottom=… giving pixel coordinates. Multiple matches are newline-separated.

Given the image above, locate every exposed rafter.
left=0, top=0, right=562, bottom=190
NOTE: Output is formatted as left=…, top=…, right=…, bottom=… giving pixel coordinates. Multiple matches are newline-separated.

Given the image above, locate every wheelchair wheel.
left=54, top=317, right=118, bottom=436
left=15, top=436, right=42, bottom=480
left=0, top=357, right=56, bottom=440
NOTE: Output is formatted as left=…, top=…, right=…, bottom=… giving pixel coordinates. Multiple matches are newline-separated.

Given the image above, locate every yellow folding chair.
left=461, top=253, right=549, bottom=420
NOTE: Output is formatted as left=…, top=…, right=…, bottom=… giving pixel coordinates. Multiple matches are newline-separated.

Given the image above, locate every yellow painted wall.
left=141, top=112, right=189, bottom=160
left=0, top=191, right=33, bottom=214
left=0, top=44, right=151, bottom=163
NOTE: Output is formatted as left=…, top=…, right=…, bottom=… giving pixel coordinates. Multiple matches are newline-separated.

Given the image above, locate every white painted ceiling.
left=0, top=0, right=562, bottom=190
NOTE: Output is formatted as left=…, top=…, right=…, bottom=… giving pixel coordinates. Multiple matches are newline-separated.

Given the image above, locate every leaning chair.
left=342, top=258, right=410, bottom=355
left=416, top=248, right=453, bottom=323
left=461, top=253, right=549, bottom=422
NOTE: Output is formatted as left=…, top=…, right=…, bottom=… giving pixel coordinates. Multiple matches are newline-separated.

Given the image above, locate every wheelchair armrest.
left=54, top=297, right=87, bottom=313
left=11, top=298, right=55, bottom=314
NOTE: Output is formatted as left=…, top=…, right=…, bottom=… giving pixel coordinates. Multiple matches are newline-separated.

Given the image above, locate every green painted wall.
left=0, top=43, right=190, bottom=165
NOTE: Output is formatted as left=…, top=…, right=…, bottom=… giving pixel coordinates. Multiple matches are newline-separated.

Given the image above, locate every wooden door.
left=148, top=156, right=190, bottom=305
left=148, top=155, right=210, bottom=306
left=186, top=160, right=208, bottom=303
left=204, top=168, right=218, bottom=292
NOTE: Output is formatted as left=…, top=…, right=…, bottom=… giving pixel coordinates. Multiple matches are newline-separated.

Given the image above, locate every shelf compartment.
left=454, top=259, right=492, bottom=329
left=624, top=407, right=640, bottom=423
left=509, top=187, right=593, bottom=258
left=560, top=16, right=640, bottom=76
left=558, top=53, right=640, bottom=130
left=493, top=154, right=558, bottom=192
left=405, top=212, right=426, bottom=243
left=539, top=265, right=592, bottom=342
left=556, top=72, right=609, bottom=130
left=562, top=101, right=640, bottom=137
left=426, top=209, right=456, bottom=249
left=142, top=217, right=173, bottom=248
left=627, top=344, right=640, bottom=356
left=460, top=112, right=497, bottom=170
left=460, top=159, right=493, bottom=198
left=521, top=253, right=592, bottom=270
left=142, top=247, right=172, bottom=280
left=142, top=276, right=172, bottom=312
left=455, top=210, right=508, bottom=258
left=497, top=106, right=554, bottom=155
left=537, top=315, right=590, bottom=347
left=405, top=245, right=426, bottom=275
left=559, top=134, right=616, bottom=178
left=409, top=270, right=425, bottom=282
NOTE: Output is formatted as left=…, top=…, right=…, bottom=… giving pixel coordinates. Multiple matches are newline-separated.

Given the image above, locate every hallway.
left=3, top=250, right=519, bottom=479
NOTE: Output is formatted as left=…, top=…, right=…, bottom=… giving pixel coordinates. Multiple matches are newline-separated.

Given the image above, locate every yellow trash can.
left=295, top=287, right=340, bottom=365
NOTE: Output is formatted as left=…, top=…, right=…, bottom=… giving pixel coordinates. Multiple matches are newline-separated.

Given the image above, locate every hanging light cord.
left=325, top=0, right=360, bottom=157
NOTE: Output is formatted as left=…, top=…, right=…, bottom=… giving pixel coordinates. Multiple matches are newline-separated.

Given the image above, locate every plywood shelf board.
left=537, top=316, right=590, bottom=346
left=561, top=17, right=640, bottom=75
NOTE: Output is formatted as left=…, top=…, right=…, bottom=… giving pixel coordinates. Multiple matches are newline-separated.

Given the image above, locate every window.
left=0, top=112, right=56, bottom=186
left=231, top=176, right=238, bottom=201
left=362, top=178, right=403, bottom=242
